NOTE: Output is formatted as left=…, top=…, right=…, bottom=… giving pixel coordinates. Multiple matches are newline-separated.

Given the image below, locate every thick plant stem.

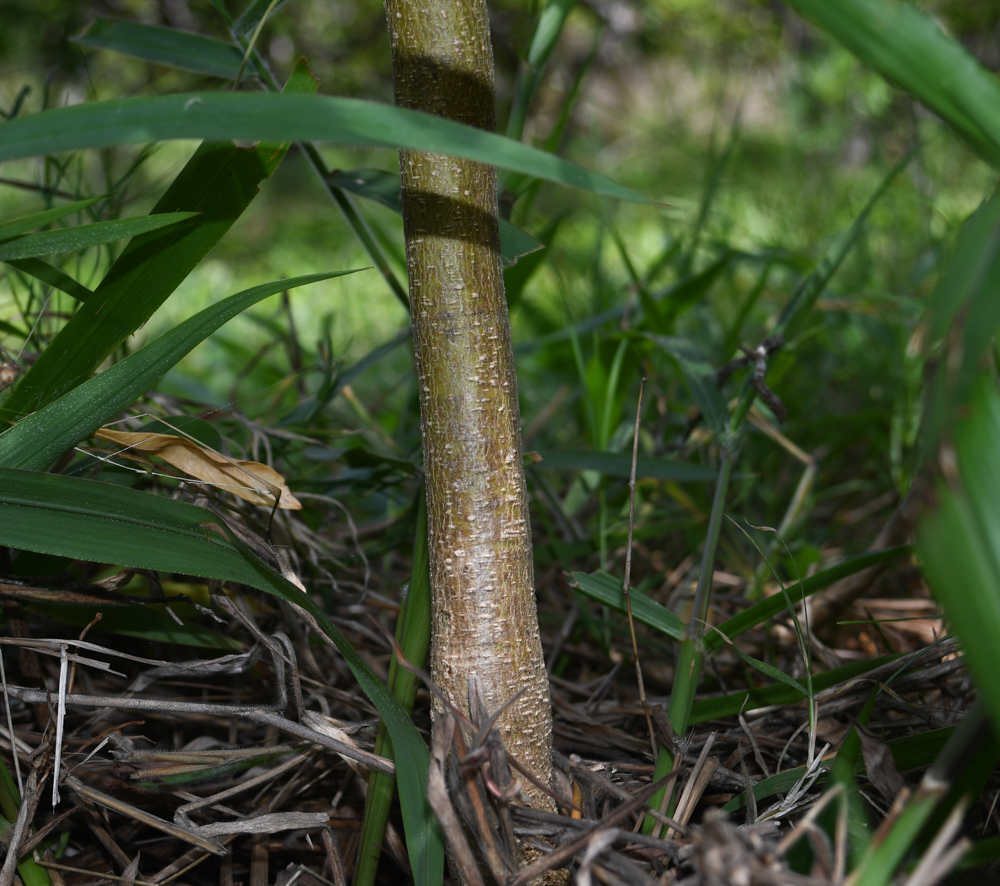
left=384, top=0, right=555, bottom=801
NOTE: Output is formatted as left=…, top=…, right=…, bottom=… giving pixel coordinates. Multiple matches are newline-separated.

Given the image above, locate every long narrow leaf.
left=920, top=191, right=1000, bottom=454
left=0, top=271, right=359, bottom=471
left=0, top=197, right=101, bottom=240
left=785, top=0, right=1000, bottom=168
left=0, top=468, right=440, bottom=886
left=356, top=490, right=436, bottom=886
left=919, top=380, right=1000, bottom=739
left=0, top=212, right=198, bottom=260
left=4, top=258, right=94, bottom=302
left=73, top=18, right=245, bottom=79
left=0, top=93, right=645, bottom=203
left=3, top=63, right=317, bottom=419
left=774, top=153, right=911, bottom=339
left=571, top=546, right=910, bottom=651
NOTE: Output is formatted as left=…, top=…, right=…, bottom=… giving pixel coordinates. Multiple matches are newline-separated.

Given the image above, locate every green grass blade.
left=919, top=380, right=1000, bottom=739
left=233, top=0, right=290, bottom=38
left=646, top=334, right=730, bottom=442
left=0, top=763, right=53, bottom=886
left=73, top=18, right=245, bottom=79
left=572, top=548, right=909, bottom=651
left=4, top=258, right=94, bottom=302
left=324, top=167, right=542, bottom=266
left=0, top=469, right=442, bottom=886
left=720, top=722, right=954, bottom=815
left=845, top=705, right=994, bottom=886
left=571, top=571, right=686, bottom=640
left=2, top=64, right=316, bottom=420
left=920, top=192, right=1000, bottom=454
left=0, top=271, right=357, bottom=471
left=785, top=0, right=1000, bottom=168
left=505, top=0, right=577, bottom=143
left=0, top=93, right=646, bottom=203
left=0, top=197, right=101, bottom=240
left=516, top=254, right=733, bottom=354
left=0, top=212, right=198, bottom=260
left=539, top=448, right=718, bottom=482
left=679, top=111, right=741, bottom=279
left=708, top=547, right=910, bottom=652
left=728, top=646, right=806, bottom=695
left=691, top=653, right=903, bottom=725
left=355, top=490, right=435, bottom=886
left=774, top=153, right=911, bottom=340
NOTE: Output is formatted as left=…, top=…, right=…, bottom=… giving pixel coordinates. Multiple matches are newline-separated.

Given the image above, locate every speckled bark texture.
left=384, top=0, right=555, bottom=804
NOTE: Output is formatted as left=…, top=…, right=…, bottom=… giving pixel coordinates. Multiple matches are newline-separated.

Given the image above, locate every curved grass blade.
left=0, top=212, right=198, bottom=261
left=505, top=0, right=576, bottom=143
left=5, top=258, right=94, bottom=302
left=516, top=253, right=733, bottom=354
left=920, top=192, right=1000, bottom=454
left=785, top=0, right=1000, bottom=168
left=0, top=93, right=646, bottom=203
left=0, top=468, right=442, bottom=886
left=773, top=153, right=910, bottom=341
left=355, top=489, right=434, bottom=886
left=538, top=448, right=719, bottom=482
left=73, top=18, right=246, bottom=80
left=0, top=271, right=359, bottom=471
left=919, top=379, right=1000, bottom=738
left=571, top=571, right=686, bottom=641
left=2, top=62, right=317, bottom=420
left=691, top=652, right=904, bottom=725
left=570, top=546, right=910, bottom=651
left=0, top=197, right=101, bottom=240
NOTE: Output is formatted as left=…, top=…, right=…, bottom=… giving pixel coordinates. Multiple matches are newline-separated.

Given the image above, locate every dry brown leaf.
left=94, top=429, right=302, bottom=510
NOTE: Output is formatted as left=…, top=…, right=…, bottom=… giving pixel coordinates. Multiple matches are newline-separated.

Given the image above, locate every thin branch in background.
left=623, top=376, right=656, bottom=762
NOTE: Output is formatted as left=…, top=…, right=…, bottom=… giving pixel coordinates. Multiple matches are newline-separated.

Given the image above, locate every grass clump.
left=0, top=1, right=999, bottom=885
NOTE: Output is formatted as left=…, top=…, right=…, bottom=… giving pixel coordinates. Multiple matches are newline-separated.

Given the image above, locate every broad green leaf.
left=0, top=271, right=357, bottom=471
left=785, top=0, right=1000, bottom=168
left=2, top=62, right=318, bottom=420
left=0, top=93, right=646, bottom=204
left=919, top=379, right=1000, bottom=740
left=0, top=197, right=101, bottom=240
left=4, top=258, right=94, bottom=302
left=0, top=212, right=198, bottom=261
left=920, top=192, right=1000, bottom=454
left=537, top=448, right=719, bottom=482
left=0, top=467, right=437, bottom=886
left=325, top=167, right=542, bottom=266
left=74, top=18, right=245, bottom=80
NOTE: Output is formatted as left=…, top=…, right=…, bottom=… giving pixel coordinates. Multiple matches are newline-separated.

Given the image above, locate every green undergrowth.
left=1, top=1, right=1000, bottom=885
